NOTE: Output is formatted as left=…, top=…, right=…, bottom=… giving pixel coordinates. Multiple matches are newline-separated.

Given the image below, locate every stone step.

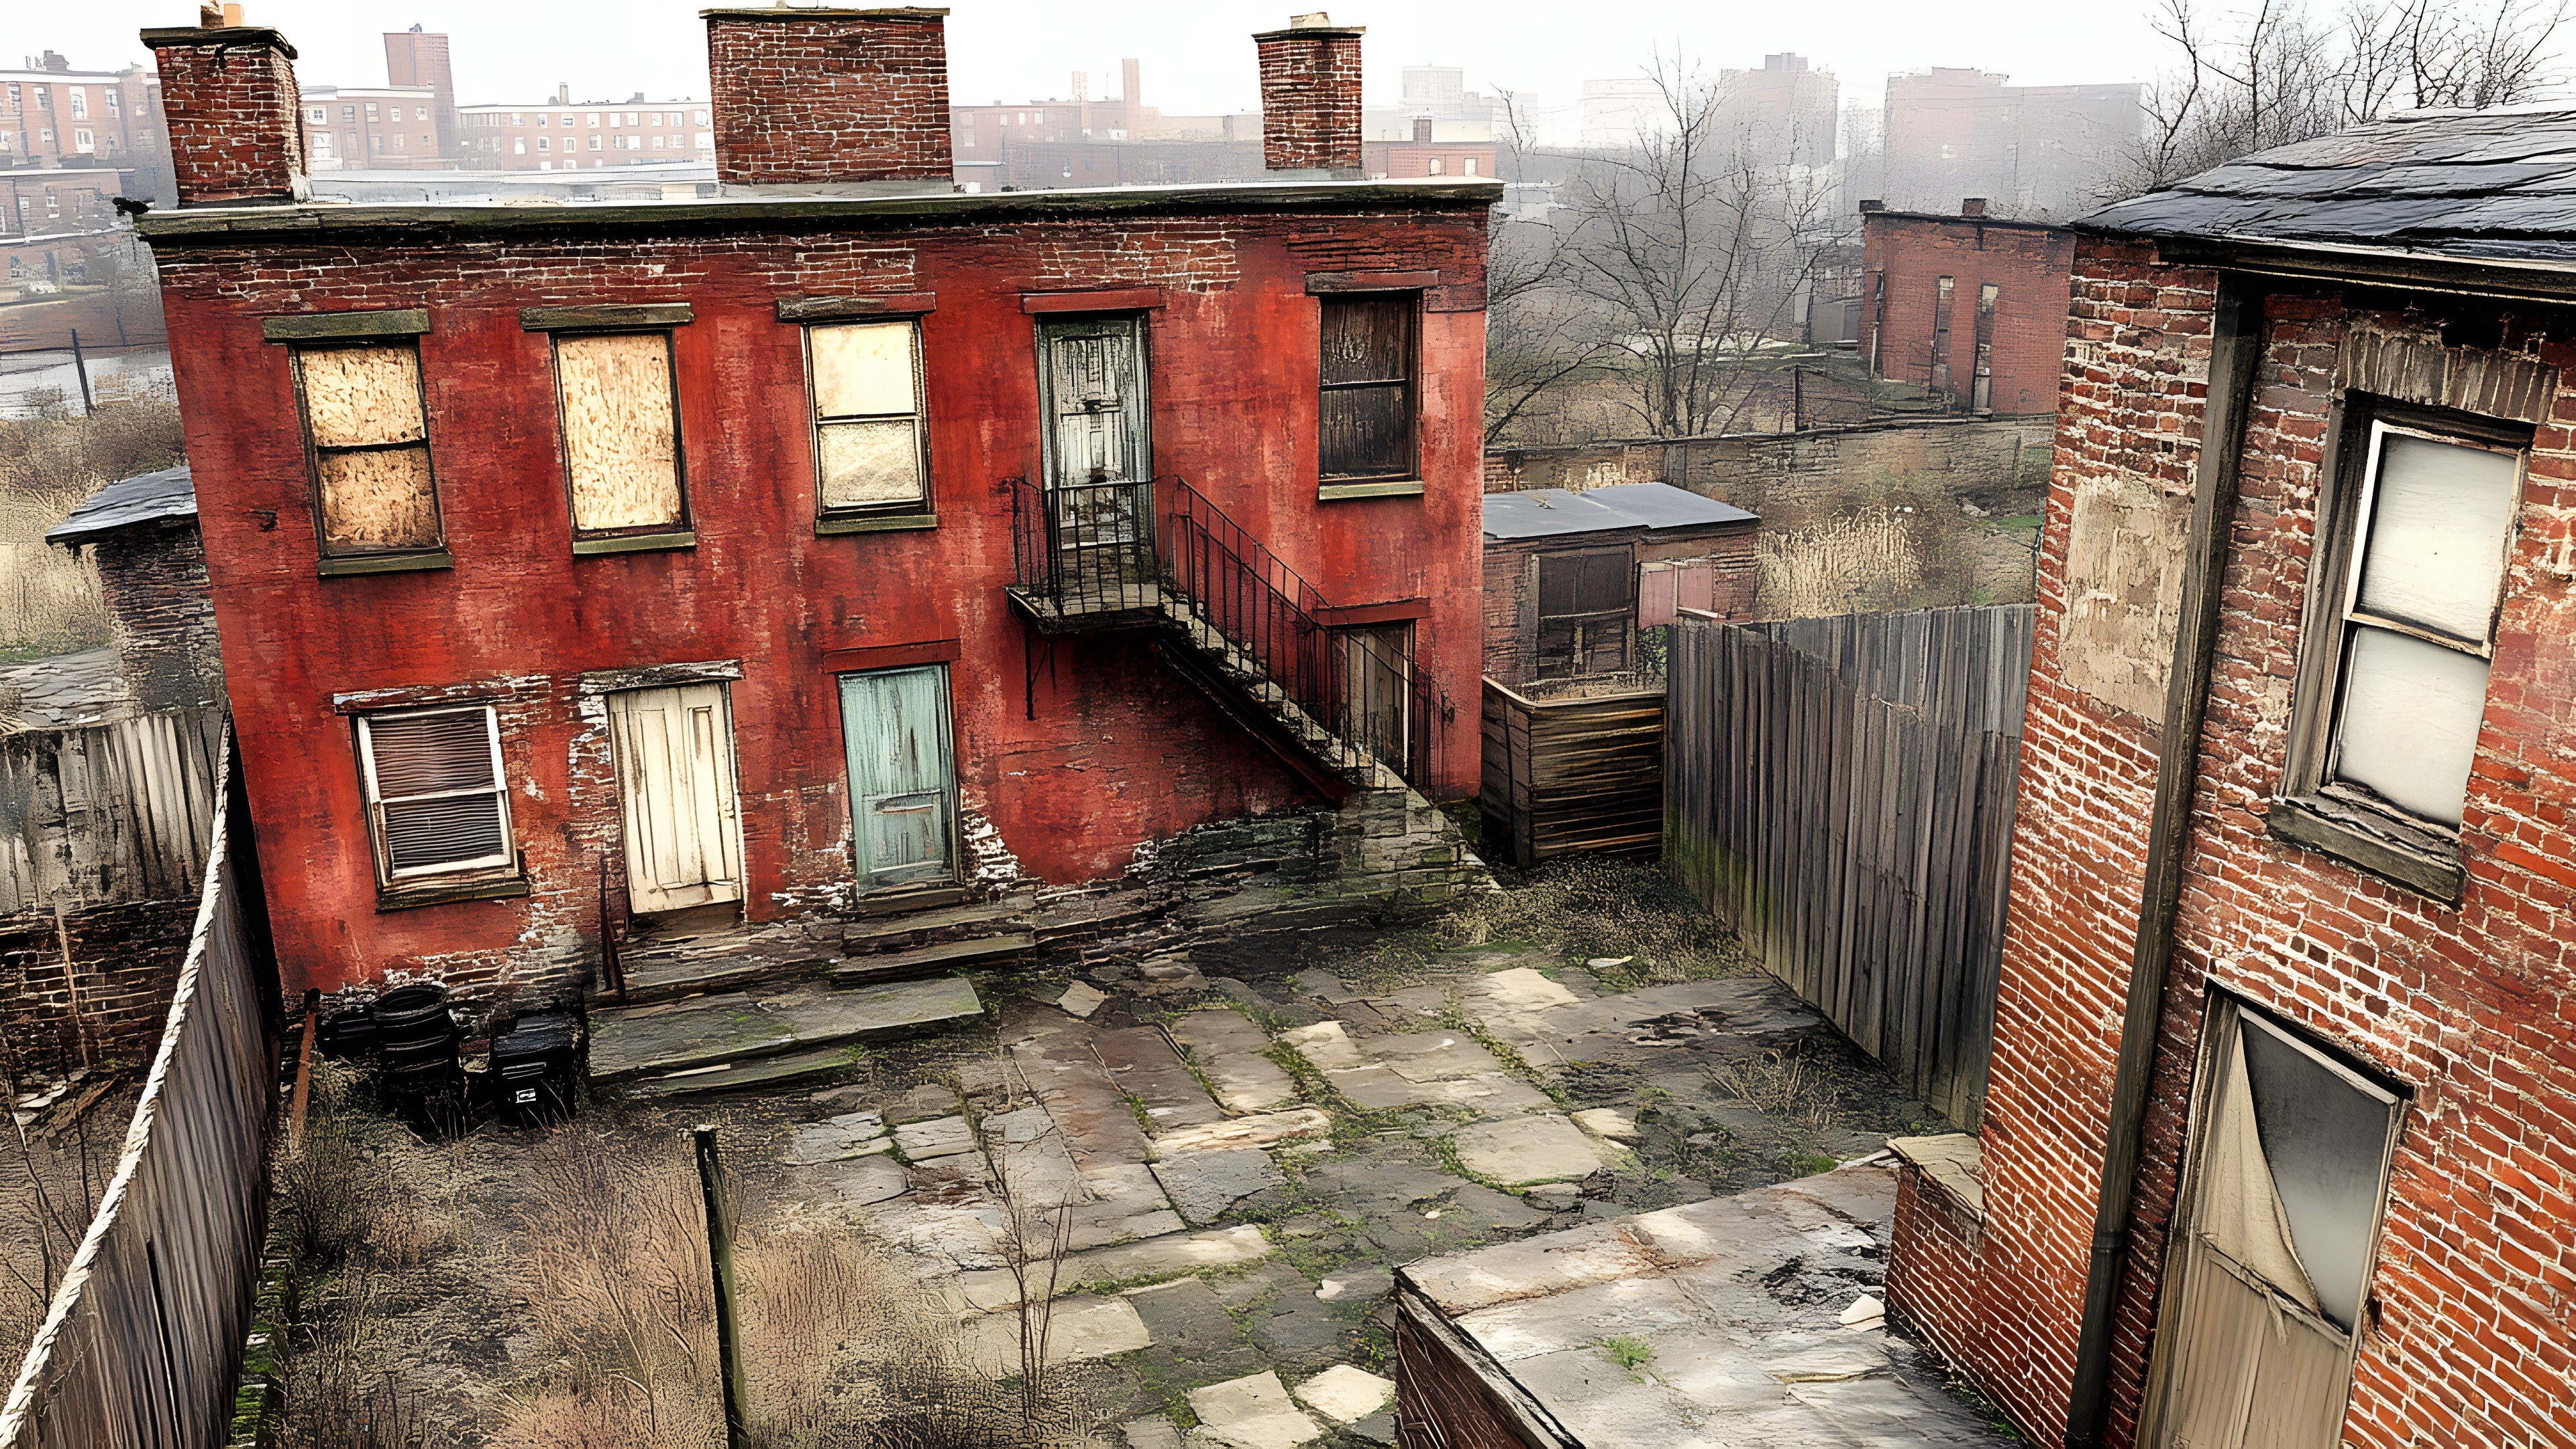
left=621, top=1043, right=871, bottom=1099
left=612, top=932, right=834, bottom=1007
left=828, top=930, right=1037, bottom=985
left=855, top=883, right=972, bottom=917
left=841, top=893, right=1036, bottom=954
left=589, top=975, right=985, bottom=1085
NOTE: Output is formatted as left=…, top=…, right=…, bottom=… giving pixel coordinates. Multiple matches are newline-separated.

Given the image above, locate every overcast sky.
left=36, top=1, right=2170, bottom=119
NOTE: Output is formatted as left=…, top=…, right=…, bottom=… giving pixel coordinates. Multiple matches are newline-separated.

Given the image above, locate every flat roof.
left=1862, top=207, right=2069, bottom=233
left=1483, top=482, right=1756, bottom=543
left=48, top=464, right=195, bottom=547
left=135, top=175, right=1501, bottom=246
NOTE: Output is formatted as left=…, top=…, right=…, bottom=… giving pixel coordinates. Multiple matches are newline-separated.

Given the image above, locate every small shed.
left=46, top=464, right=223, bottom=711
left=1481, top=482, right=1758, bottom=686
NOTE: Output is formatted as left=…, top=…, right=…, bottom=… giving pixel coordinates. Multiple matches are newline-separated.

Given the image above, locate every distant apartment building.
left=1366, top=118, right=1495, bottom=180
left=1714, top=53, right=1837, bottom=170
left=1578, top=77, right=1662, bottom=149
left=1, top=53, right=170, bottom=203
left=1859, top=198, right=2073, bottom=414
left=458, top=95, right=714, bottom=172
left=1881, top=68, right=2142, bottom=219
left=1, top=168, right=157, bottom=345
left=383, top=26, right=460, bottom=160
left=301, top=85, right=443, bottom=171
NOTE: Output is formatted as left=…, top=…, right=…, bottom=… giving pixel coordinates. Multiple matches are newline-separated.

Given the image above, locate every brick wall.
left=1254, top=25, right=1364, bottom=173
left=704, top=8, right=952, bottom=185
left=1884, top=1161, right=1992, bottom=1396
left=1487, top=417, right=2057, bottom=521
left=1482, top=530, right=1757, bottom=687
left=0, top=900, right=197, bottom=1073
left=1395, top=1292, right=1540, bottom=1449
left=1887, top=230, right=2576, bottom=1446
left=1862, top=212, right=2075, bottom=416
left=145, top=28, right=303, bottom=207
left=93, top=521, right=223, bottom=712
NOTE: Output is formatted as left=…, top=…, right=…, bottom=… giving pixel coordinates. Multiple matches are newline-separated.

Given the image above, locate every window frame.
left=1532, top=545, right=1637, bottom=680
left=537, top=320, right=694, bottom=554
left=282, top=332, right=449, bottom=576
left=355, top=704, right=521, bottom=897
left=802, top=316, right=936, bottom=531
left=1316, top=290, right=1422, bottom=488
left=2273, top=395, right=2532, bottom=902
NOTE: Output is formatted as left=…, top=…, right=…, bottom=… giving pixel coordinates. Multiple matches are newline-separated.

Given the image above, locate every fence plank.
left=1666, top=606, right=2033, bottom=1128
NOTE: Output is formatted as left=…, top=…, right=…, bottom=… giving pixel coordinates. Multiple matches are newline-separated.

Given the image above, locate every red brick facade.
left=705, top=7, right=953, bottom=186
left=142, top=27, right=303, bottom=208
left=1255, top=23, right=1364, bottom=174
left=1886, top=231, right=2576, bottom=1446
left=1481, top=529, right=1756, bottom=686
left=1861, top=207, right=2074, bottom=416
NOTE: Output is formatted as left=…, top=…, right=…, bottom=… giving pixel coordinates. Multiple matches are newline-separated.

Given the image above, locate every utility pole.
left=68, top=328, right=93, bottom=415
left=692, top=1125, right=750, bottom=1448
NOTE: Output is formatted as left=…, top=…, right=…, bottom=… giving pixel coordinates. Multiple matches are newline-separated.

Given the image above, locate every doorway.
left=2143, top=1000, right=2403, bottom=1449
left=1335, top=621, right=1413, bottom=773
left=839, top=664, right=959, bottom=890
left=606, top=683, right=745, bottom=915
left=1034, top=315, right=1152, bottom=605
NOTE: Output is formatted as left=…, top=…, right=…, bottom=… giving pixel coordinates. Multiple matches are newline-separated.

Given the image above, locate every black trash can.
left=490, top=1012, right=581, bottom=1126
left=315, top=1002, right=379, bottom=1061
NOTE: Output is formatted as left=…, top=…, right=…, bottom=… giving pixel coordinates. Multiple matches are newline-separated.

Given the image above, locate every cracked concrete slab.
left=1185, top=1371, right=1324, bottom=1449
left=1451, top=1114, right=1605, bottom=1186
left=895, top=1114, right=973, bottom=1159
left=1067, top=1224, right=1271, bottom=1289
left=1093, top=1025, right=1230, bottom=1130
left=1291, top=1364, right=1394, bottom=1425
left=1168, top=1009, right=1297, bottom=1113
left=963, top=1294, right=1150, bottom=1374
left=780, top=1110, right=890, bottom=1164
left=1152, top=1108, right=1331, bottom=1156
left=1277, top=1020, right=1367, bottom=1069
left=1152, top=1147, right=1287, bottom=1226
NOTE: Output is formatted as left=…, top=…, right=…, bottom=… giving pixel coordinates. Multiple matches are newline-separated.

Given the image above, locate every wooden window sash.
left=356, top=705, right=516, bottom=885
left=1318, top=292, right=1420, bottom=483
left=806, top=319, right=930, bottom=516
left=290, top=340, right=444, bottom=559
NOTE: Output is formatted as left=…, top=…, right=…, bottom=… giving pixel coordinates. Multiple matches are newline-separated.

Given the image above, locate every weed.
left=1435, top=859, right=1754, bottom=988
left=1784, top=1151, right=1841, bottom=1177
left=1603, top=1335, right=1655, bottom=1372
left=1707, top=1049, right=1839, bottom=1131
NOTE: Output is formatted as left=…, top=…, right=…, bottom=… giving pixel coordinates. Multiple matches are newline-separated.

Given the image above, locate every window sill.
left=572, top=530, right=696, bottom=557
left=376, top=875, right=531, bottom=913
left=816, top=511, right=937, bottom=535
left=2268, top=794, right=2464, bottom=904
left=1318, top=479, right=1426, bottom=502
left=319, top=549, right=452, bottom=578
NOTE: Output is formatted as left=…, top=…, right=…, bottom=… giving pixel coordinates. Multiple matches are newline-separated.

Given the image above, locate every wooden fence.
left=0, top=722, right=278, bottom=1449
left=1481, top=675, right=1667, bottom=869
left=1666, top=605, right=2034, bottom=1126
left=0, top=710, right=225, bottom=915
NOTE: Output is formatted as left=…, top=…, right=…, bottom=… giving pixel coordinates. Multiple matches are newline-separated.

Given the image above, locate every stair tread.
left=621, top=1044, right=871, bottom=1099
left=828, top=931, right=1038, bottom=980
left=842, top=894, right=1038, bottom=947
left=590, top=975, right=985, bottom=1082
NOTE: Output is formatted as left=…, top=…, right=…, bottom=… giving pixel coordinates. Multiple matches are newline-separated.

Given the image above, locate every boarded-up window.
left=1535, top=548, right=1634, bottom=678
left=807, top=320, right=928, bottom=513
left=294, top=343, right=440, bottom=557
left=1319, top=292, right=1417, bottom=482
left=356, top=706, right=515, bottom=885
left=553, top=331, right=684, bottom=535
left=2324, top=421, right=2522, bottom=828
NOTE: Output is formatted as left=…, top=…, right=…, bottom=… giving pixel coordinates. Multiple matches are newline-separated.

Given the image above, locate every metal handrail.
left=1006, top=474, right=1157, bottom=611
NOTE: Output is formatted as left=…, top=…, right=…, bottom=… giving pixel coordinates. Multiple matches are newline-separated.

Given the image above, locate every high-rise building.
left=1712, top=53, right=1839, bottom=170
left=382, top=26, right=458, bottom=160
left=1881, top=68, right=2143, bottom=220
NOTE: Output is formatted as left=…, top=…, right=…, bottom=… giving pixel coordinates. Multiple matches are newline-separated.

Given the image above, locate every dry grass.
left=1439, top=857, right=1755, bottom=988
left=1757, top=508, right=1924, bottom=619
left=0, top=387, right=186, bottom=660
left=1707, top=1049, right=1839, bottom=1132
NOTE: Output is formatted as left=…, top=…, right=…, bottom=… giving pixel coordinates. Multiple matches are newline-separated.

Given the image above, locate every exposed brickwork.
left=1481, top=529, right=1756, bottom=686
left=146, top=28, right=304, bottom=207
left=704, top=8, right=952, bottom=185
left=1886, top=229, right=2576, bottom=1446
left=1254, top=25, right=1364, bottom=173
left=1862, top=211, right=2076, bottom=416
left=1488, top=417, right=2057, bottom=518
left=92, top=521, right=223, bottom=712
left=0, top=900, right=197, bottom=1073
left=1884, top=1161, right=1992, bottom=1395
left=1394, top=1294, right=1535, bottom=1449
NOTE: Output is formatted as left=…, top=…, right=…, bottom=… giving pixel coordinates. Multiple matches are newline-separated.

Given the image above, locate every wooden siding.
left=1481, top=676, right=1666, bottom=869
left=0, top=723, right=276, bottom=1449
left=1665, top=605, right=2033, bottom=1126
left=0, top=710, right=225, bottom=915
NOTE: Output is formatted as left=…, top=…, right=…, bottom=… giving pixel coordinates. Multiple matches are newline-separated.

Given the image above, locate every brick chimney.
left=1255, top=13, right=1364, bottom=176
left=1961, top=197, right=1988, bottom=217
left=703, top=6, right=953, bottom=189
left=141, top=21, right=305, bottom=207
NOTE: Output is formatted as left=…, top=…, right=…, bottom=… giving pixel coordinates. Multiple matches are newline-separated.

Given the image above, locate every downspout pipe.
left=2063, top=270, right=2263, bottom=1447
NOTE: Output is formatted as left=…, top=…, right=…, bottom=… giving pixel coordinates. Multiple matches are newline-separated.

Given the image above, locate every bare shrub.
left=1708, top=1049, right=1838, bottom=1130
left=0, top=392, right=186, bottom=658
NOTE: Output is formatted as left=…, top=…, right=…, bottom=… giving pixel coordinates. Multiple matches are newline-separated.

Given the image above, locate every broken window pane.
left=2333, top=624, right=2489, bottom=827
left=555, top=331, right=683, bottom=533
left=2239, top=1019, right=2392, bottom=1333
left=2354, top=431, right=2518, bottom=643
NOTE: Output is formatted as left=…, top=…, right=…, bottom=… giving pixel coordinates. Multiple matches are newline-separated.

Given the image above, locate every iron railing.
left=1006, top=474, right=1159, bottom=614
left=1160, top=476, right=1452, bottom=791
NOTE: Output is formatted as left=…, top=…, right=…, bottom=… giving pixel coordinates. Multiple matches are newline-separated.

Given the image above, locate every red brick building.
left=1860, top=199, right=2074, bottom=415
left=1480, top=482, right=1756, bottom=685
left=453, top=97, right=713, bottom=174
left=1, top=54, right=170, bottom=203
left=1884, top=111, right=2576, bottom=1447
left=137, top=9, right=1493, bottom=1005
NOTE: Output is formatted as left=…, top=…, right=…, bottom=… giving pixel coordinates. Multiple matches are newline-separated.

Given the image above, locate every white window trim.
left=356, top=704, right=517, bottom=887
left=806, top=318, right=932, bottom=518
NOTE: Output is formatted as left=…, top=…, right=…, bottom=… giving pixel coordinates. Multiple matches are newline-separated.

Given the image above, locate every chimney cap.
left=1961, top=197, right=1988, bottom=216
left=1254, top=12, right=1364, bottom=39
left=138, top=25, right=299, bottom=60
left=1857, top=199, right=1884, bottom=212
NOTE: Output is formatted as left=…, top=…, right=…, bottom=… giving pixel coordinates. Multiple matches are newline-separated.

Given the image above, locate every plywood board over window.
left=554, top=331, right=684, bottom=535
left=1319, top=292, right=1418, bottom=482
left=294, top=343, right=441, bottom=557
left=807, top=320, right=928, bottom=514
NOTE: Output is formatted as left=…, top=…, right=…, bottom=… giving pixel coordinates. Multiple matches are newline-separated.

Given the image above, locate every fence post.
left=693, top=1125, right=751, bottom=1448
left=68, top=328, right=93, bottom=416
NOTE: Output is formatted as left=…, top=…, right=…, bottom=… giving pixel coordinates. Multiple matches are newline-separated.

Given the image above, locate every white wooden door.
left=608, top=684, right=744, bottom=913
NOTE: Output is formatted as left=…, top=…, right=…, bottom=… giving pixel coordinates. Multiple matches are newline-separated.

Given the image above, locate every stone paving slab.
left=1373, top=1032, right=1506, bottom=1083
left=896, top=1114, right=973, bottom=1159
left=1152, top=1108, right=1332, bottom=1156
left=1167, top=1009, right=1297, bottom=1113
left=1291, top=1364, right=1394, bottom=1425
left=1065, top=1224, right=1271, bottom=1289
left=1013, top=1031, right=1159, bottom=1175
left=1275, top=1020, right=1366, bottom=1069
left=1093, top=1026, right=1231, bottom=1130
left=1451, top=1114, right=1607, bottom=1187
left=1185, top=1371, right=1323, bottom=1449
left=962, top=1293, right=1150, bottom=1375
left=1152, top=1147, right=1286, bottom=1226
left=781, top=1110, right=889, bottom=1164
left=589, top=975, right=984, bottom=1081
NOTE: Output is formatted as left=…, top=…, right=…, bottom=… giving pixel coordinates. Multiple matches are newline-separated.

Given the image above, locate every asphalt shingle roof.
left=2080, top=109, right=2576, bottom=266
left=45, top=464, right=196, bottom=547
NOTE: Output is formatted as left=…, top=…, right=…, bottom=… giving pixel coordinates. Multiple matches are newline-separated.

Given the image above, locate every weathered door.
left=2144, top=1006, right=2402, bottom=1449
left=839, top=665, right=957, bottom=889
left=607, top=684, right=743, bottom=914
left=1337, top=622, right=1413, bottom=773
left=1036, top=317, right=1152, bottom=600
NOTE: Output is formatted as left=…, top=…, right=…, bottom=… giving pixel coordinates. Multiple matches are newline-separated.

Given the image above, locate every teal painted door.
left=839, top=665, right=957, bottom=888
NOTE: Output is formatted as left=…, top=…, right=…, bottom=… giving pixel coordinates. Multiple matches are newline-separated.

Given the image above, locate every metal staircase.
left=1004, top=474, right=1452, bottom=800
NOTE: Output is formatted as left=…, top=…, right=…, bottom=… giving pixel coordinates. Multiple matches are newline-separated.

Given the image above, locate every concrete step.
left=841, top=892, right=1036, bottom=955
left=855, top=883, right=973, bottom=917
left=613, top=931, right=833, bottom=1007
left=828, top=930, right=1038, bottom=985
left=589, top=975, right=985, bottom=1087
left=621, top=1043, right=871, bottom=1099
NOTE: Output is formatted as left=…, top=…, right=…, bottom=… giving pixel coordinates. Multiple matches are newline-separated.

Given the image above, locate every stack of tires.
left=373, top=983, right=463, bottom=1132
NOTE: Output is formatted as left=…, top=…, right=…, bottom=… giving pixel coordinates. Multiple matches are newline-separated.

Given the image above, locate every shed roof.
left=2082, top=107, right=2576, bottom=268
left=46, top=465, right=196, bottom=547
left=1483, top=482, right=1756, bottom=543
